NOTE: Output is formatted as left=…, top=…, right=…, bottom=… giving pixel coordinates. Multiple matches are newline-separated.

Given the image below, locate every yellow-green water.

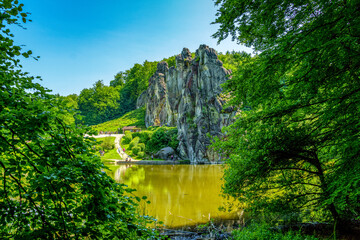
left=105, top=164, right=239, bottom=227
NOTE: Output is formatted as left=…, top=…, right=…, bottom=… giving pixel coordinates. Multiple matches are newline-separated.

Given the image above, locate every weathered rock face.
left=144, top=62, right=168, bottom=126
left=155, top=147, right=177, bottom=160
left=140, top=45, right=235, bottom=163
left=136, top=91, right=147, bottom=109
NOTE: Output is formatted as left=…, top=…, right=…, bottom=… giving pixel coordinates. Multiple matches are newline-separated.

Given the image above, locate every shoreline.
left=104, top=159, right=224, bottom=165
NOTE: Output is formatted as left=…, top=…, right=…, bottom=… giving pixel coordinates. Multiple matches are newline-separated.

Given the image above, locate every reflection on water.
left=106, top=164, right=239, bottom=227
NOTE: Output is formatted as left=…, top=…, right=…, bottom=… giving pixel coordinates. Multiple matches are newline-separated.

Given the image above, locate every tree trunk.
left=312, top=153, right=341, bottom=223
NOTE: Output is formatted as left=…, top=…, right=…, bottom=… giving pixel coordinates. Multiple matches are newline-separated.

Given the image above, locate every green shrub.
left=122, top=132, right=133, bottom=144
left=129, top=137, right=140, bottom=150
left=125, top=131, right=133, bottom=139
left=132, top=132, right=140, bottom=138
left=145, top=127, right=179, bottom=153
left=122, top=137, right=130, bottom=145
left=232, top=223, right=319, bottom=240
left=141, top=131, right=152, bottom=142
left=133, top=131, right=152, bottom=143
left=100, top=137, right=114, bottom=150
left=147, top=126, right=159, bottom=131
left=145, top=129, right=167, bottom=153
left=138, top=151, right=145, bottom=158
left=132, top=146, right=141, bottom=155
left=168, top=128, right=179, bottom=149
left=138, top=143, right=145, bottom=151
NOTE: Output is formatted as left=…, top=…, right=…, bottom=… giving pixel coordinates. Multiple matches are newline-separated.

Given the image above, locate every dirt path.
left=114, top=134, right=126, bottom=160
left=89, top=134, right=138, bottom=162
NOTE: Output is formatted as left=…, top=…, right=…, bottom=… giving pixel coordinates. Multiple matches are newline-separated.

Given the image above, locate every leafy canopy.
left=77, top=55, right=176, bottom=126
left=78, top=80, right=121, bottom=125
left=0, top=1, right=157, bottom=238
left=212, top=0, right=360, bottom=224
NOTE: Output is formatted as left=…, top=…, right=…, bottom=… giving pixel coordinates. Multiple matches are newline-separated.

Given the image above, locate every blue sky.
left=14, top=0, right=251, bottom=96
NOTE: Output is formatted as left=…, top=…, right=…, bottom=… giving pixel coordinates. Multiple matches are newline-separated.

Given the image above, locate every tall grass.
left=232, top=223, right=319, bottom=240
left=92, top=107, right=145, bottom=132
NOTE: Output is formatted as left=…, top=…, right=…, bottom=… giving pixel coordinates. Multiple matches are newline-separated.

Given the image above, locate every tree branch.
left=273, top=167, right=319, bottom=175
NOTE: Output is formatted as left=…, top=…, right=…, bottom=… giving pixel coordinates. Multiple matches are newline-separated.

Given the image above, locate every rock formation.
left=137, top=45, right=235, bottom=163
left=155, top=147, right=178, bottom=160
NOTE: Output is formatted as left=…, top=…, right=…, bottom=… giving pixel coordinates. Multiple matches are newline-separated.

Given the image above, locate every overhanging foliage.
left=0, top=1, right=157, bottom=238
left=212, top=0, right=360, bottom=224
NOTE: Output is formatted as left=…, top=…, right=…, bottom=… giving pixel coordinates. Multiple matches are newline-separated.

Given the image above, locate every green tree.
left=145, top=127, right=179, bottom=154
left=58, top=94, right=78, bottom=125
left=89, top=54, right=174, bottom=122
left=78, top=80, right=121, bottom=125
left=161, top=55, right=176, bottom=68
left=212, top=0, right=360, bottom=225
left=109, top=61, right=157, bottom=117
left=218, top=51, right=250, bottom=74
left=110, top=71, right=126, bottom=88
left=0, top=1, right=156, bottom=238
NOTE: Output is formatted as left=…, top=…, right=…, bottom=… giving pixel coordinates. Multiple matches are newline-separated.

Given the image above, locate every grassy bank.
left=231, top=223, right=319, bottom=240
left=95, top=137, right=122, bottom=161
left=92, top=107, right=146, bottom=132
left=101, top=148, right=121, bottom=161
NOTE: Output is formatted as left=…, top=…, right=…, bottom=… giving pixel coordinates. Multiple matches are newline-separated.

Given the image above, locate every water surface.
left=106, top=164, right=238, bottom=227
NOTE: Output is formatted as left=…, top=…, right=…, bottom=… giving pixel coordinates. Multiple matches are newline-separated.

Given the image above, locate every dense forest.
left=212, top=0, right=360, bottom=232
left=63, top=56, right=179, bottom=126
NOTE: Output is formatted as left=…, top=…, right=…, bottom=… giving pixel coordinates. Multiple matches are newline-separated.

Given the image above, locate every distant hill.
left=92, top=107, right=145, bottom=132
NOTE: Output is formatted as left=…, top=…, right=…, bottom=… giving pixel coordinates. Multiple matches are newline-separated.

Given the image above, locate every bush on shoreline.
left=232, top=223, right=319, bottom=240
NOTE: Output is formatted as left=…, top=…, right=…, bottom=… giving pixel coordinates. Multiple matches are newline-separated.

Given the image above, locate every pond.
left=105, top=164, right=241, bottom=228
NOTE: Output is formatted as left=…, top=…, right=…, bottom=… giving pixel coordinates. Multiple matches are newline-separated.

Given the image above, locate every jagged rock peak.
left=177, top=48, right=192, bottom=61
left=156, top=61, right=169, bottom=74
left=197, top=44, right=218, bottom=58
left=139, top=45, right=236, bottom=163
left=195, top=44, right=224, bottom=67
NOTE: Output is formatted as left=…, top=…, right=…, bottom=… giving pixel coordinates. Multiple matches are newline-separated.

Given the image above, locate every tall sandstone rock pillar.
left=137, top=45, right=235, bottom=163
